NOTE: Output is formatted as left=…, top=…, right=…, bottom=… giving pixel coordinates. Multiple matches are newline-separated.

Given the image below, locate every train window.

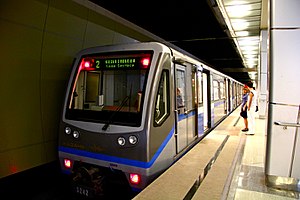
left=66, top=52, right=152, bottom=126
left=213, top=80, right=219, bottom=100
left=220, top=81, right=225, bottom=99
left=197, top=72, right=203, bottom=104
left=176, top=69, right=186, bottom=108
left=154, top=70, right=170, bottom=126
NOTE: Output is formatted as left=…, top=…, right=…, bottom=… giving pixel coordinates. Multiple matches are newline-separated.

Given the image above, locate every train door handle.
left=184, top=108, right=193, bottom=115
left=274, top=121, right=300, bottom=130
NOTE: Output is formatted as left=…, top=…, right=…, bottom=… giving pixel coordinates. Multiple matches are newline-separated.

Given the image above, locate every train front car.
left=58, top=42, right=175, bottom=197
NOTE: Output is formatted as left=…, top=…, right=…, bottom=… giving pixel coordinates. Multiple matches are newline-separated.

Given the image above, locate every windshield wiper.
left=102, top=96, right=129, bottom=131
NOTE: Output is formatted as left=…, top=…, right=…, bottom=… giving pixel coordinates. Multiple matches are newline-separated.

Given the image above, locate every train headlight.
left=73, top=130, right=80, bottom=138
left=117, top=137, right=126, bottom=146
left=65, top=127, right=71, bottom=135
left=129, top=135, right=138, bottom=145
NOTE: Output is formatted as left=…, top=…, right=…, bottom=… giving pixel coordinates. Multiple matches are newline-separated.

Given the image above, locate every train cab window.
left=154, top=70, right=170, bottom=126
left=66, top=51, right=153, bottom=127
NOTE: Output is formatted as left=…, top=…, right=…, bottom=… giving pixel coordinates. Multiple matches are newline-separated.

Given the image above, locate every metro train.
left=58, top=42, right=243, bottom=198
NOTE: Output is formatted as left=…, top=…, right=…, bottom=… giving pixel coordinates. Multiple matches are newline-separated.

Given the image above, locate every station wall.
left=0, top=0, right=147, bottom=178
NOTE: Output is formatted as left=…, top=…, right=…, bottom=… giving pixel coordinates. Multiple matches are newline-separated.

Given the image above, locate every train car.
left=58, top=42, right=243, bottom=198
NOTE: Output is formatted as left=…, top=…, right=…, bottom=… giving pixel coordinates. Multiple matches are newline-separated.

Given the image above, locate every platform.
left=1, top=106, right=300, bottom=199
left=133, top=107, right=300, bottom=200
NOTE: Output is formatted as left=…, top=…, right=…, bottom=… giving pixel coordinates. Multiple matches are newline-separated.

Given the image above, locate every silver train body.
left=58, top=42, right=243, bottom=197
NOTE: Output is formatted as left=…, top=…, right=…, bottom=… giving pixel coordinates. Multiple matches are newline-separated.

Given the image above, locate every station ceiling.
left=89, top=0, right=267, bottom=84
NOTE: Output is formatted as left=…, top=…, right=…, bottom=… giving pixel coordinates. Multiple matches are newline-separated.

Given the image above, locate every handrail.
left=274, top=121, right=300, bottom=128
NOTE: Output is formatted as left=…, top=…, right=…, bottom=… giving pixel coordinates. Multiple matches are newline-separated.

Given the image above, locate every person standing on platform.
left=240, top=87, right=249, bottom=132
left=246, top=81, right=257, bottom=135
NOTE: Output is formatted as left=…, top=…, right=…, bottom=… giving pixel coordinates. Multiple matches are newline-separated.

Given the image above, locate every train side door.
left=227, top=79, right=232, bottom=112
left=224, top=78, right=228, bottom=114
left=202, top=71, right=209, bottom=131
left=175, top=64, right=187, bottom=153
left=175, top=63, right=196, bottom=153
left=187, top=66, right=197, bottom=143
left=196, top=68, right=210, bottom=136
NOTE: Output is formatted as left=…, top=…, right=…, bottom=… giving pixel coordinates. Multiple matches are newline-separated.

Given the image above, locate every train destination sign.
left=95, top=57, right=137, bottom=69
left=81, top=52, right=152, bottom=71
